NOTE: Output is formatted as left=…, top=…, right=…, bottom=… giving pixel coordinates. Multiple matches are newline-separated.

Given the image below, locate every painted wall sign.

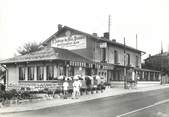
left=51, top=34, right=86, bottom=50
left=100, top=42, right=107, bottom=48
left=103, top=65, right=114, bottom=70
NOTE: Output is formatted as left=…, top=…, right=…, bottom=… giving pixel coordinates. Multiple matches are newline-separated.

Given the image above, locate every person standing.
left=72, top=76, right=81, bottom=99
left=63, top=79, right=69, bottom=99
left=77, top=79, right=82, bottom=96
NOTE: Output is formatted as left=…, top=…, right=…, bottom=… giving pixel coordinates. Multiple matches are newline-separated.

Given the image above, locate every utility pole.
left=108, top=15, right=111, bottom=40
left=136, top=34, right=138, bottom=49
left=161, top=40, right=163, bottom=54
left=160, top=40, right=163, bottom=85
left=124, top=37, right=127, bottom=89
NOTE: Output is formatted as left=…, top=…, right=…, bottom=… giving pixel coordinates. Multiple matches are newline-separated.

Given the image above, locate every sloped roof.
left=153, top=52, right=169, bottom=57
left=42, top=25, right=145, bottom=54
left=0, top=47, right=92, bottom=64
left=144, top=51, right=169, bottom=61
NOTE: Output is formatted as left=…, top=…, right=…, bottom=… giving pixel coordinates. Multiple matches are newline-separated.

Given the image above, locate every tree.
left=17, top=42, right=44, bottom=55
left=0, top=65, right=6, bottom=87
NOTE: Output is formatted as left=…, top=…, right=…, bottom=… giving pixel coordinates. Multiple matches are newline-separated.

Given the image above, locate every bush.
left=80, top=88, right=86, bottom=93
left=68, top=89, right=73, bottom=94
left=0, top=90, right=5, bottom=102
left=87, top=87, right=91, bottom=91
left=20, top=91, right=31, bottom=99
left=4, top=89, right=18, bottom=100
left=104, top=82, right=111, bottom=86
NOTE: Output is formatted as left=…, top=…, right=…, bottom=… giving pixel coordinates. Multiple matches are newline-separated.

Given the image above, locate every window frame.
left=114, top=50, right=119, bottom=64
left=46, top=65, right=54, bottom=80
left=28, top=66, right=35, bottom=81
left=19, top=67, right=26, bottom=81
left=37, top=66, right=44, bottom=81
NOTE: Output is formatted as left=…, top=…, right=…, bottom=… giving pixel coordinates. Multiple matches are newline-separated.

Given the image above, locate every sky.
left=0, top=0, right=169, bottom=60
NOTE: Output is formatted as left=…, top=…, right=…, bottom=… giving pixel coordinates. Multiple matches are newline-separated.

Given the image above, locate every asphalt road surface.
left=1, top=88, right=169, bottom=117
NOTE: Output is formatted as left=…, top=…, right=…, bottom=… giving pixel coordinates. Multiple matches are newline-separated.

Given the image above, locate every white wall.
left=7, top=64, right=19, bottom=85
left=107, top=45, right=141, bottom=68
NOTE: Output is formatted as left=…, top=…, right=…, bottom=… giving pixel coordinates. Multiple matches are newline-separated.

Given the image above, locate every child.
left=63, top=79, right=69, bottom=99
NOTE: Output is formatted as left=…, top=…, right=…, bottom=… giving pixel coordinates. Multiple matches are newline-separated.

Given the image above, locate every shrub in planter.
left=43, top=88, right=49, bottom=93
left=1, top=89, right=19, bottom=105
left=97, top=84, right=102, bottom=90
left=86, top=87, right=92, bottom=94
left=53, top=88, right=62, bottom=97
left=91, top=87, right=96, bottom=94
left=68, top=89, right=73, bottom=95
left=0, top=90, right=5, bottom=98
left=46, top=90, right=53, bottom=95
left=4, top=89, right=18, bottom=100
left=101, top=86, right=106, bottom=90
left=0, top=90, right=5, bottom=104
left=20, top=87, right=25, bottom=91
left=80, top=88, right=86, bottom=95
left=104, top=82, right=111, bottom=87
left=54, top=89, right=61, bottom=94
left=20, top=91, right=31, bottom=99
left=38, top=90, right=44, bottom=94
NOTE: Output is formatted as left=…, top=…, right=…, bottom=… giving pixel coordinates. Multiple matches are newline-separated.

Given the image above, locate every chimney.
left=112, top=39, right=116, bottom=42
left=58, top=24, right=62, bottom=31
left=103, top=32, right=109, bottom=39
left=92, top=33, right=97, bottom=37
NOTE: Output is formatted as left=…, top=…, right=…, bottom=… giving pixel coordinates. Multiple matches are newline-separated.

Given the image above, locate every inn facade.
left=0, top=25, right=161, bottom=90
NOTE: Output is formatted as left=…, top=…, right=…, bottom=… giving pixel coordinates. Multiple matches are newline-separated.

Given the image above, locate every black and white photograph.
left=0, top=0, right=169, bottom=117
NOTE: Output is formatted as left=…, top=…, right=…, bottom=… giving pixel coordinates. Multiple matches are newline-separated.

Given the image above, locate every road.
left=1, top=88, right=169, bottom=117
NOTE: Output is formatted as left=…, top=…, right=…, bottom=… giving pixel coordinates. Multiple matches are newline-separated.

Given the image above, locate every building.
left=143, top=52, right=169, bottom=83
left=43, top=25, right=144, bottom=80
left=0, top=25, right=161, bottom=90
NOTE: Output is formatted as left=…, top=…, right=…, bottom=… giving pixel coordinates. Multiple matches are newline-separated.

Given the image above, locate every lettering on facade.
left=103, top=65, right=114, bottom=70
left=100, top=42, right=107, bottom=48
left=51, top=34, right=86, bottom=50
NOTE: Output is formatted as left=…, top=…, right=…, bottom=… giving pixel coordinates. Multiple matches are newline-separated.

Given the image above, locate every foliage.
left=0, top=66, right=6, bottom=88
left=4, top=89, right=18, bottom=100
left=17, top=42, right=44, bottom=55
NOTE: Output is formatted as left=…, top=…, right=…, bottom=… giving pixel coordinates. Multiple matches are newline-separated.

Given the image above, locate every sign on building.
left=100, top=42, right=107, bottom=48
left=51, top=34, right=86, bottom=50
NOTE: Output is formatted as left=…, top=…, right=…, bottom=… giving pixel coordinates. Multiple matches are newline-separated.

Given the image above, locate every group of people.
left=63, top=75, right=82, bottom=99
left=62, top=75, right=104, bottom=99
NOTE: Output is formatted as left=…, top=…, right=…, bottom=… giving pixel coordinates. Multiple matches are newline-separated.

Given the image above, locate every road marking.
left=116, top=98, right=169, bottom=117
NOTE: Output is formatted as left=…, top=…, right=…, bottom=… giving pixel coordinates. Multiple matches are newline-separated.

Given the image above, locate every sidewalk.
left=0, top=84, right=169, bottom=114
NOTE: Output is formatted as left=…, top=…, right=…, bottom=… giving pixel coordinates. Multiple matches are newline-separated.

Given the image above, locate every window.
left=102, top=48, right=106, bottom=62
left=136, top=56, right=139, bottom=67
left=114, top=50, right=118, bottom=64
left=58, top=65, right=65, bottom=76
left=47, top=66, right=54, bottom=80
left=68, top=66, right=74, bottom=77
left=37, top=66, right=44, bottom=80
left=28, top=67, right=34, bottom=80
left=19, top=67, right=26, bottom=80
left=127, top=53, right=130, bottom=66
